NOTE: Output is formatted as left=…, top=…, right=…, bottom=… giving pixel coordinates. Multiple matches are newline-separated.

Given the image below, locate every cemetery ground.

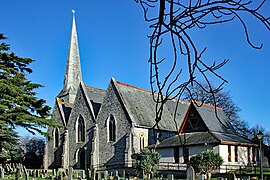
left=1, top=166, right=270, bottom=180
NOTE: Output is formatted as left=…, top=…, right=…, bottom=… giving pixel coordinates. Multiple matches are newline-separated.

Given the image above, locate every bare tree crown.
left=135, top=0, right=270, bottom=132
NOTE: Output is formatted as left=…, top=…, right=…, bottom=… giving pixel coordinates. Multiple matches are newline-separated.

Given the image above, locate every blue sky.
left=1, top=1, right=270, bottom=136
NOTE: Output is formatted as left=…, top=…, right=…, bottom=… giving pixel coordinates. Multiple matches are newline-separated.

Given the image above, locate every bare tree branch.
left=135, top=0, right=270, bottom=143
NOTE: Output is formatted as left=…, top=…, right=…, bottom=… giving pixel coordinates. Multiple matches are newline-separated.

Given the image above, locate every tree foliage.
left=0, top=33, right=55, bottom=135
left=135, top=0, right=270, bottom=130
left=0, top=122, right=20, bottom=164
left=135, top=148, right=161, bottom=179
left=21, top=136, right=45, bottom=169
left=188, top=151, right=223, bottom=179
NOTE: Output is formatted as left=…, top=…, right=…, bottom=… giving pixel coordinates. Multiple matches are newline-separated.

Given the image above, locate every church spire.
left=58, top=10, right=82, bottom=102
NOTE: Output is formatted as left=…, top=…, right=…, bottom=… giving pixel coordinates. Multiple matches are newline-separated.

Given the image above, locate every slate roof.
left=150, top=131, right=255, bottom=148
left=113, top=79, right=236, bottom=135
left=193, top=104, right=235, bottom=134
left=114, top=81, right=190, bottom=131
left=84, top=86, right=106, bottom=116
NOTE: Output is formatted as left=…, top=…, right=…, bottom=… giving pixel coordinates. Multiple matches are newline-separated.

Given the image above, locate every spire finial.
left=72, top=9, right=76, bottom=18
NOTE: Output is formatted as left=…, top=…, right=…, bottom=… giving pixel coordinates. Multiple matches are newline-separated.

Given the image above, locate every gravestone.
left=104, top=170, right=109, bottom=180
left=16, top=167, right=20, bottom=180
left=187, top=166, right=195, bottom=180
left=115, top=170, right=118, bottom=177
left=0, top=167, right=5, bottom=179
left=23, top=166, right=29, bottom=180
left=167, top=174, right=174, bottom=180
left=122, top=170, right=126, bottom=179
left=198, top=174, right=205, bottom=180
left=53, top=169, right=57, bottom=177
left=68, top=167, right=73, bottom=180
left=85, top=168, right=90, bottom=179
left=263, top=157, right=269, bottom=167
left=242, top=176, right=250, bottom=180
left=80, top=170, right=85, bottom=179
left=35, top=169, right=39, bottom=177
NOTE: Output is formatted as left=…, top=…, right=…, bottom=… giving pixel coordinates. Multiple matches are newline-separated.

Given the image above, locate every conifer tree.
left=0, top=33, right=55, bottom=135
left=0, top=121, right=20, bottom=163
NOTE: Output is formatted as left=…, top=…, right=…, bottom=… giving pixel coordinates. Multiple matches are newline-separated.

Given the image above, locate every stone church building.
left=44, top=13, right=259, bottom=173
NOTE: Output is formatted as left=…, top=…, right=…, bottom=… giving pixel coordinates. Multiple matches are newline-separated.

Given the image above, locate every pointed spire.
left=58, top=10, right=82, bottom=102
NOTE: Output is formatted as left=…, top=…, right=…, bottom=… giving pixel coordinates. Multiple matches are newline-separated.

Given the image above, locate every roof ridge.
left=193, top=100, right=223, bottom=110
left=116, top=81, right=151, bottom=93
left=116, top=81, right=222, bottom=109
left=84, top=85, right=106, bottom=91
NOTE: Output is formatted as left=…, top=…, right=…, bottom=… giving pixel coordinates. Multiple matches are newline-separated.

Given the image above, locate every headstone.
left=16, top=167, right=20, bottom=180
left=115, top=170, right=118, bottom=177
left=263, top=157, right=269, bottom=167
left=23, top=166, right=29, bottom=180
left=68, top=167, right=73, bottom=180
left=187, top=166, right=195, bottom=180
left=53, top=169, right=57, bottom=177
left=198, top=174, right=205, bottom=180
left=167, top=174, right=174, bottom=180
left=122, top=170, right=125, bottom=179
left=85, top=168, right=91, bottom=179
left=35, top=170, right=39, bottom=177
left=95, top=172, right=100, bottom=180
left=242, top=176, right=250, bottom=180
left=0, top=167, right=5, bottom=179
left=80, top=170, right=85, bottom=179
left=104, top=170, right=108, bottom=180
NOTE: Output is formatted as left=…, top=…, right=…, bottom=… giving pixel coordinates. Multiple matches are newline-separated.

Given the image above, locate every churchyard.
left=1, top=163, right=270, bottom=180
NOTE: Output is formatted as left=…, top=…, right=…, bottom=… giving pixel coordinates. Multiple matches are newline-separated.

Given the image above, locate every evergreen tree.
left=0, top=33, right=55, bottom=135
left=188, top=151, right=223, bottom=180
left=135, top=148, right=161, bottom=179
left=0, top=121, right=20, bottom=163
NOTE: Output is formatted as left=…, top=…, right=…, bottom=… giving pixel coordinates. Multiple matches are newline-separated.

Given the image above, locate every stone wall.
left=45, top=103, right=66, bottom=169
left=67, top=85, right=96, bottom=169
left=96, top=81, right=132, bottom=169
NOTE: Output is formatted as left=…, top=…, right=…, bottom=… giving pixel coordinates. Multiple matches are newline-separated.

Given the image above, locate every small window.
left=235, top=146, right=238, bottom=162
left=247, top=147, right=251, bottom=163
left=53, top=128, right=60, bottom=148
left=140, top=134, right=146, bottom=151
left=77, top=115, right=85, bottom=142
left=228, top=145, right=231, bottom=162
left=107, top=115, right=116, bottom=142
left=183, top=146, right=189, bottom=163
left=174, top=147, right=179, bottom=163
left=252, top=147, right=256, bottom=163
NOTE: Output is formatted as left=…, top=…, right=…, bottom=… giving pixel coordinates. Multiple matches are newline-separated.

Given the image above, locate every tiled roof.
left=151, top=131, right=255, bottom=148
left=84, top=86, right=106, bottom=116
left=114, top=80, right=190, bottom=131
left=193, top=104, right=235, bottom=134
left=113, top=80, right=236, bottom=134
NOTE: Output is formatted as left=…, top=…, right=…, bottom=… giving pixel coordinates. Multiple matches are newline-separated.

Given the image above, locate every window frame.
left=107, top=115, right=116, bottom=142
left=76, top=115, right=86, bottom=143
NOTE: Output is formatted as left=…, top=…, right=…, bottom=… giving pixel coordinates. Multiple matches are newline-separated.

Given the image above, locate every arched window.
left=107, top=115, right=116, bottom=142
left=53, top=128, right=60, bottom=148
left=77, top=115, right=85, bottom=142
left=140, top=134, right=146, bottom=151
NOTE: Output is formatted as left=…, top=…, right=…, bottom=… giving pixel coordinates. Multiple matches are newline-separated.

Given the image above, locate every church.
left=44, top=13, right=259, bottom=173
